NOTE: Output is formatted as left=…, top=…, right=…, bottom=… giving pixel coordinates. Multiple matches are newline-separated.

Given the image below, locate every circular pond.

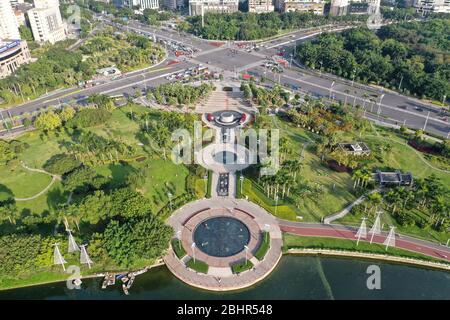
left=193, top=216, right=250, bottom=257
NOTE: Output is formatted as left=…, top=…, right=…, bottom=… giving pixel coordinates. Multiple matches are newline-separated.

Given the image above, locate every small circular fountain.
left=220, top=112, right=235, bottom=124
left=214, top=110, right=241, bottom=126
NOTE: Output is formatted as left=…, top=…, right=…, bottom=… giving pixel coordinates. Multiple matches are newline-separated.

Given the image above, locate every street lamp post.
left=329, top=81, right=335, bottom=100
left=244, top=245, right=249, bottom=265
left=423, top=111, right=430, bottom=131
left=240, top=174, right=244, bottom=195
left=191, top=242, right=196, bottom=263
left=351, top=69, right=356, bottom=87
left=274, top=195, right=279, bottom=216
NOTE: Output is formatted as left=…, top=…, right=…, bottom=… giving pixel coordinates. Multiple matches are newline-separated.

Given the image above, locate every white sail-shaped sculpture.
left=383, top=226, right=396, bottom=251
left=67, top=230, right=80, bottom=253
left=80, top=244, right=93, bottom=269
left=53, top=243, right=67, bottom=271
left=355, top=218, right=367, bottom=246
left=369, top=213, right=382, bottom=244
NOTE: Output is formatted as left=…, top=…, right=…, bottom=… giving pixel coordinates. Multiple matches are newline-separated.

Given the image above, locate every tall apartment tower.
left=188, top=0, right=239, bottom=15
left=28, top=0, right=67, bottom=44
left=0, top=0, right=21, bottom=40
left=248, top=0, right=274, bottom=12
left=413, top=0, right=450, bottom=13
left=330, top=0, right=349, bottom=15
left=133, top=0, right=159, bottom=9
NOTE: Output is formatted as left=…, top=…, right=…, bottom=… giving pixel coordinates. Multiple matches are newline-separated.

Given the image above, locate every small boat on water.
left=101, top=273, right=116, bottom=289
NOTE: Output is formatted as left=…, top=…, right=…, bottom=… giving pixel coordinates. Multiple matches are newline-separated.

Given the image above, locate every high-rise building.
left=0, top=0, right=21, bottom=40
left=276, top=0, right=324, bottom=14
left=413, top=0, right=450, bottom=13
left=248, top=0, right=274, bottom=12
left=28, top=0, right=67, bottom=44
left=165, top=0, right=178, bottom=9
left=329, top=0, right=349, bottom=15
left=9, top=0, right=25, bottom=5
left=132, top=0, right=159, bottom=9
left=188, top=0, right=239, bottom=15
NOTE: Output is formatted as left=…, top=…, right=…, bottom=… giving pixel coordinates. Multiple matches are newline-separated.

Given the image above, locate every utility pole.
left=329, top=81, right=335, bottom=100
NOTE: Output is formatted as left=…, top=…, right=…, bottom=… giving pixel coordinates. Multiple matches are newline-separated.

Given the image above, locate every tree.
left=59, top=106, right=76, bottom=122
left=34, top=111, right=62, bottom=132
left=43, top=153, right=81, bottom=175
left=103, top=216, right=173, bottom=267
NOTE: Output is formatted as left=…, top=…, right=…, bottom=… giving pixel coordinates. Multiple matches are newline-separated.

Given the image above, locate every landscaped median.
left=254, top=231, right=270, bottom=261
left=186, top=258, right=209, bottom=274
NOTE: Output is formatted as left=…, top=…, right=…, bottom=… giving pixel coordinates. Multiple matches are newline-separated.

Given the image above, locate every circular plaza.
left=164, top=198, right=283, bottom=291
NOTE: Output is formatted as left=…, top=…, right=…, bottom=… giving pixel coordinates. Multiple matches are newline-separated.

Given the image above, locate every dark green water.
left=0, top=256, right=449, bottom=300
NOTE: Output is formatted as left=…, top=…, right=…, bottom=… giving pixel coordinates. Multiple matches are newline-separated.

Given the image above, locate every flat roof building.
left=373, top=170, right=413, bottom=187
left=188, top=0, right=239, bottom=15
left=0, top=0, right=21, bottom=40
left=0, top=40, right=31, bottom=78
left=28, top=0, right=67, bottom=44
left=248, top=0, right=275, bottom=13
left=277, top=0, right=325, bottom=14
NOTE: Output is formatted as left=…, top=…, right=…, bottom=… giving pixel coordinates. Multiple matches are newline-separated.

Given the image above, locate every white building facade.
left=188, top=0, right=239, bottom=15
left=413, top=0, right=450, bottom=13
left=248, top=0, right=275, bottom=12
left=28, top=0, right=67, bottom=44
left=0, top=0, right=21, bottom=40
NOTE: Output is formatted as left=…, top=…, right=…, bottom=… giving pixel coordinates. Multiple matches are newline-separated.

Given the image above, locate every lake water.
left=1, top=256, right=449, bottom=300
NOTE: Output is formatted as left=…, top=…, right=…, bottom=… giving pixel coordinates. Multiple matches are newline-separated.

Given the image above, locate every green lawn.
left=171, top=238, right=187, bottom=259
left=254, top=231, right=270, bottom=261
left=0, top=164, right=52, bottom=199
left=186, top=258, right=209, bottom=274
left=231, top=260, right=254, bottom=274
left=283, top=233, right=449, bottom=264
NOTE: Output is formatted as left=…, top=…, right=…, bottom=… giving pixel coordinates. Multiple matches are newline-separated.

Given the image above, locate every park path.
left=14, top=162, right=61, bottom=202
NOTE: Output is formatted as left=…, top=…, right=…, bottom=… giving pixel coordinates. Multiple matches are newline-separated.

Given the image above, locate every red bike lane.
left=280, top=225, right=450, bottom=262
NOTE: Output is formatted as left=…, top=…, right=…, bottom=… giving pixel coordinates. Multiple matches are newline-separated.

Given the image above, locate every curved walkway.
left=14, top=163, right=60, bottom=201
left=278, top=219, right=450, bottom=262
left=164, top=198, right=283, bottom=291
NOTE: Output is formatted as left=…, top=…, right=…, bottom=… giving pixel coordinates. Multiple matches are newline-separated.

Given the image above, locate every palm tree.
left=0, top=203, right=18, bottom=224
left=352, top=169, right=363, bottom=189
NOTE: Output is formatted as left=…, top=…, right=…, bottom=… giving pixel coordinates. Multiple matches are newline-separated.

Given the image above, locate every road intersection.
left=1, top=20, right=449, bottom=139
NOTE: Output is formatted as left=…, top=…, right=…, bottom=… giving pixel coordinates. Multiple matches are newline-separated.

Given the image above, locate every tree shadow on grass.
left=0, top=184, right=15, bottom=204
left=106, top=162, right=138, bottom=189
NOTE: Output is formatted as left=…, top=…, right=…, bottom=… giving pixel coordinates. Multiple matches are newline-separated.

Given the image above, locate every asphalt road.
left=1, top=19, right=449, bottom=138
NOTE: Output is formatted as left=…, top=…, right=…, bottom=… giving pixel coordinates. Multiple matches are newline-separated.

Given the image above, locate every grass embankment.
left=231, top=260, right=254, bottom=274
left=282, top=234, right=449, bottom=264
left=205, top=170, right=212, bottom=198
left=186, top=258, right=209, bottom=274
left=254, top=232, right=270, bottom=261
left=171, top=239, right=186, bottom=259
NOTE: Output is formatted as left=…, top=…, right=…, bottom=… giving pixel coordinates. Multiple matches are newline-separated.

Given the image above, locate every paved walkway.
left=164, top=198, right=283, bottom=291
left=14, top=162, right=61, bottom=201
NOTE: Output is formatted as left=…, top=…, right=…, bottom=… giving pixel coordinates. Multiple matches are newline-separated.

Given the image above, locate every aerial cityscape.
left=0, top=0, right=449, bottom=305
